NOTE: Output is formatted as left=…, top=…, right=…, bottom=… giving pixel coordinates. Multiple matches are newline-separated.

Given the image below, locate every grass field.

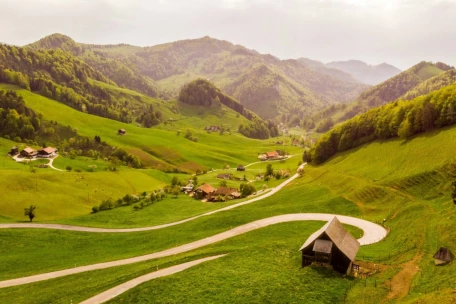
left=1, top=90, right=456, bottom=302
left=0, top=84, right=302, bottom=172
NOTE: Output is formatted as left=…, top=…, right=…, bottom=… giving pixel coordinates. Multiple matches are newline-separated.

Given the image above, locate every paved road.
left=47, top=156, right=66, bottom=172
left=0, top=213, right=387, bottom=289
left=79, top=254, right=226, bottom=304
left=0, top=167, right=304, bottom=233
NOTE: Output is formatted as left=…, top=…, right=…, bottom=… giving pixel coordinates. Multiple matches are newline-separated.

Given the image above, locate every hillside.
left=28, top=34, right=160, bottom=98
left=1, top=111, right=455, bottom=303
left=0, top=43, right=165, bottom=126
left=311, top=61, right=452, bottom=130
left=325, top=59, right=401, bottom=85
left=307, top=80, right=456, bottom=164
left=28, top=34, right=369, bottom=120
left=0, top=84, right=300, bottom=172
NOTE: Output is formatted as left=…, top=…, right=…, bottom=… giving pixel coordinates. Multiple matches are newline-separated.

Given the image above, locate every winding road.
left=0, top=166, right=303, bottom=233
left=0, top=213, right=387, bottom=289
left=0, top=162, right=388, bottom=303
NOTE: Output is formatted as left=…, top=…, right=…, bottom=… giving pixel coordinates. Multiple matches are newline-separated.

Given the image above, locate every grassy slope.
left=0, top=84, right=302, bottom=171
left=1, top=107, right=456, bottom=302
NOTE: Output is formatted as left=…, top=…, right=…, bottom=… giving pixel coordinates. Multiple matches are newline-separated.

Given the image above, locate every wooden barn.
left=433, top=247, right=454, bottom=266
left=299, top=217, right=360, bottom=275
left=118, top=129, right=126, bottom=135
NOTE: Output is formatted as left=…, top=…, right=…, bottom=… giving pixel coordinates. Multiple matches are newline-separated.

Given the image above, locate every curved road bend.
left=0, top=213, right=387, bottom=289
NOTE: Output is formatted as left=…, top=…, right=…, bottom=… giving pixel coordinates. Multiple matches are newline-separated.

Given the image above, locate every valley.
left=0, top=32, right=455, bottom=304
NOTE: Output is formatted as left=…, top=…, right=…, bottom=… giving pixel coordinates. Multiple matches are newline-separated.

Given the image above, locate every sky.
left=1, top=0, right=455, bottom=70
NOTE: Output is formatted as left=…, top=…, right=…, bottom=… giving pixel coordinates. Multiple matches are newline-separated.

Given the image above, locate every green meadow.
left=1, top=86, right=456, bottom=303
left=0, top=84, right=302, bottom=171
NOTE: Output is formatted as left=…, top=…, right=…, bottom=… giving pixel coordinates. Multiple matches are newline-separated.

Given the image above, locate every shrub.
left=66, top=165, right=72, bottom=171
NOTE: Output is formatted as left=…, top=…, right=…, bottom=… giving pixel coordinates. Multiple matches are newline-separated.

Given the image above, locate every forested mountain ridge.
left=29, top=34, right=369, bottom=120
left=310, top=61, right=453, bottom=131
left=0, top=43, right=163, bottom=126
left=307, top=81, right=456, bottom=164
left=28, top=34, right=160, bottom=98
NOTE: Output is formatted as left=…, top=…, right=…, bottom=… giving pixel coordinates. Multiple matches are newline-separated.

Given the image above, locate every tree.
left=398, top=119, right=413, bottom=139
left=185, top=129, right=192, bottom=139
left=219, top=180, right=228, bottom=187
left=266, top=164, right=273, bottom=176
left=171, top=176, right=179, bottom=186
left=24, top=205, right=36, bottom=222
left=172, top=186, right=180, bottom=198
left=66, top=165, right=72, bottom=171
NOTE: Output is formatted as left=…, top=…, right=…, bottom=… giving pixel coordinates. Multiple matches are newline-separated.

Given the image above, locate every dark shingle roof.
left=433, top=247, right=454, bottom=262
left=299, top=217, right=360, bottom=261
left=313, top=239, right=333, bottom=254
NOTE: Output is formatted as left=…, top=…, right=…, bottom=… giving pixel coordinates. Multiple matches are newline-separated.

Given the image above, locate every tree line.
left=307, top=83, right=456, bottom=164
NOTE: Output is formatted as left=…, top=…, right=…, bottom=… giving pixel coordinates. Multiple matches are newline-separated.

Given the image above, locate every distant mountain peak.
left=325, top=60, right=401, bottom=85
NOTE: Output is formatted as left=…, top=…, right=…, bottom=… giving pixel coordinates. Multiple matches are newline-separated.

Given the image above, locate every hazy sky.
left=1, top=0, right=455, bottom=69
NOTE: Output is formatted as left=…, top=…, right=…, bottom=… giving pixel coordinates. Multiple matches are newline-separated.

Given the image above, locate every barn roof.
left=40, top=147, right=57, bottom=154
left=433, top=247, right=454, bottom=262
left=213, top=187, right=238, bottom=196
left=266, top=151, right=278, bottom=157
left=299, top=217, right=360, bottom=261
left=22, top=147, right=35, bottom=153
left=313, top=239, right=333, bottom=254
left=197, top=184, right=215, bottom=194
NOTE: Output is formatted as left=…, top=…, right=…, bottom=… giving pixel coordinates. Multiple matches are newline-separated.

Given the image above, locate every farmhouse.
left=208, top=187, right=241, bottom=201
left=299, top=217, right=360, bottom=275
left=195, top=184, right=216, bottom=199
left=38, top=147, right=57, bottom=158
left=258, top=151, right=280, bottom=161
left=118, top=129, right=126, bottom=135
left=433, top=247, right=454, bottom=266
left=216, top=173, right=232, bottom=180
left=20, top=147, right=37, bottom=158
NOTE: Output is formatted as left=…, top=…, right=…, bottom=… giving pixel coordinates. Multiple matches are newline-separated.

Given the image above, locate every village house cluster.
left=258, top=150, right=287, bottom=161
left=8, top=146, right=58, bottom=159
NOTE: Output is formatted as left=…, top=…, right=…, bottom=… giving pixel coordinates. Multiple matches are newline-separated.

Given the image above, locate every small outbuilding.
left=433, top=247, right=454, bottom=266
left=237, top=165, right=245, bottom=171
left=216, top=173, right=232, bottom=180
left=118, top=129, right=126, bottom=135
left=9, top=146, right=19, bottom=155
left=299, top=217, right=360, bottom=275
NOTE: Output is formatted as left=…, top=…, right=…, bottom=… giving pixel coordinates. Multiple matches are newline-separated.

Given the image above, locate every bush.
left=66, top=165, right=72, bottom=171
left=91, top=206, right=99, bottom=213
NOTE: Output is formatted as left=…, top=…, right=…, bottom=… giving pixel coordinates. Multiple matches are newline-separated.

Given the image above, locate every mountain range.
left=27, top=34, right=375, bottom=120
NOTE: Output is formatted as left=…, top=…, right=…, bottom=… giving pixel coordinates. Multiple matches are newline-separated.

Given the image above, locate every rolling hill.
left=28, top=34, right=370, bottom=120
left=311, top=61, right=455, bottom=130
